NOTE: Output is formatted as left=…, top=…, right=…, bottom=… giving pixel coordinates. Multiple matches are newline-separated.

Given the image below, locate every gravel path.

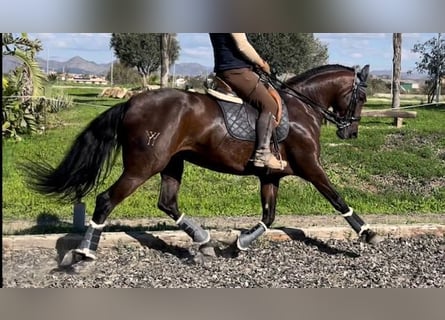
left=3, top=235, right=444, bottom=288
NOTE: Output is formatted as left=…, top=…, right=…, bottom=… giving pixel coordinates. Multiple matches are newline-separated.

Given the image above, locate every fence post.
left=73, top=202, right=86, bottom=231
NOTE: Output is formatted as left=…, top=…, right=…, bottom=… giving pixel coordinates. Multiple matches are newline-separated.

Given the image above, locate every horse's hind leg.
left=158, top=157, right=210, bottom=246
left=73, top=171, right=148, bottom=260
left=237, top=176, right=279, bottom=251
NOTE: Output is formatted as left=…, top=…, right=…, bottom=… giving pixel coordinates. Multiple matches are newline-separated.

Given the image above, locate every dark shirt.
left=209, top=33, right=253, bottom=72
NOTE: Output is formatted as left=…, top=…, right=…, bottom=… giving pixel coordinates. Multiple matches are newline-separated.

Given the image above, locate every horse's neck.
left=294, top=81, right=333, bottom=111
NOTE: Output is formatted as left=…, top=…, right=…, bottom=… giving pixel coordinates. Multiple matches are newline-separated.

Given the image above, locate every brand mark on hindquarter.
left=146, top=130, right=160, bottom=146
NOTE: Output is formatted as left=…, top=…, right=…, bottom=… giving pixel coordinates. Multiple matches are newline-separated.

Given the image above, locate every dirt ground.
left=3, top=213, right=444, bottom=235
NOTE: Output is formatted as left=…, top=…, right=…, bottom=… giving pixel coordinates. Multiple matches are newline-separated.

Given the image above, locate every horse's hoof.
left=59, top=249, right=96, bottom=271
left=59, top=249, right=83, bottom=267
left=214, top=242, right=240, bottom=258
left=191, top=252, right=206, bottom=265
left=360, top=230, right=384, bottom=245
left=368, top=233, right=384, bottom=245
left=199, top=243, right=216, bottom=257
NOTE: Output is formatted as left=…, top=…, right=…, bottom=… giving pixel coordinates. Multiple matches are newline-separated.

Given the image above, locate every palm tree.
left=2, top=33, right=46, bottom=97
left=2, top=33, right=47, bottom=138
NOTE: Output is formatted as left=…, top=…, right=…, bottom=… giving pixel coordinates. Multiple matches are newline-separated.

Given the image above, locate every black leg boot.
left=237, top=222, right=268, bottom=251
left=176, top=214, right=210, bottom=245
left=73, top=220, right=106, bottom=260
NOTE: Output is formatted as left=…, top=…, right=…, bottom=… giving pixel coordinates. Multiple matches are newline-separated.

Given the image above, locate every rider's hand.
left=260, top=60, right=271, bottom=74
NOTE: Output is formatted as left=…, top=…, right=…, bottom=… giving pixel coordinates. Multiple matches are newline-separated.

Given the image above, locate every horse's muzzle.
left=336, top=128, right=358, bottom=139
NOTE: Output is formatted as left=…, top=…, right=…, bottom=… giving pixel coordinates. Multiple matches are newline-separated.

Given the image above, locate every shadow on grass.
left=420, top=103, right=445, bottom=111
left=11, top=213, right=76, bottom=235
left=69, top=93, right=100, bottom=97
left=72, top=98, right=123, bottom=106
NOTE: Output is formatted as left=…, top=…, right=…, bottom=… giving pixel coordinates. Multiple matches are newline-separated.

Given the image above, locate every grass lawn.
left=3, top=88, right=445, bottom=223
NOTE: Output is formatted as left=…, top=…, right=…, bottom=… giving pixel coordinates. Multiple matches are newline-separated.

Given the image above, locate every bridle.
left=339, top=71, right=367, bottom=129
left=259, top=68, right=367, bottom=131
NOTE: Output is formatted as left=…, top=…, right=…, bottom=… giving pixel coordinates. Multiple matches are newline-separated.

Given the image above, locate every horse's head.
left=281, top=64, right=370, bottom=140
left=332, top=64, right=369, bottom=139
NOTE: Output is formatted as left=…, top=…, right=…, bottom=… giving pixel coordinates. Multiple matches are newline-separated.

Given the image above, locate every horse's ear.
left=359, top=64, right=370, bottom=82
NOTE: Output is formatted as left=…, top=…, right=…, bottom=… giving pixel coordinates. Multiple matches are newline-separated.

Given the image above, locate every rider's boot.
left=253, top=112, right=287, bottom=170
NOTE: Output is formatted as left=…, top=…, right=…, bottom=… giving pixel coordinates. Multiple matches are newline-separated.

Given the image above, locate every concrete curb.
left=3, top=224, right=444, bottom=251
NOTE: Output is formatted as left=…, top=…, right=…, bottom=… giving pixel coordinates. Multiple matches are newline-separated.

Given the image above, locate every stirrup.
left=253, top=151, right=287, bottom=170
left=273, top=152, right=287, bottom=170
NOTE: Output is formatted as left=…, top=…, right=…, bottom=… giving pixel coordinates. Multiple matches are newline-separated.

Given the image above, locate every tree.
left=392, top=33, right=403, bottom=128
left=247, top=33, right=328, bottom=76
left=412, top=34, right=445, bottom=103
left=106, top=61, right=141, bottom=86
left=2, top=33, right=48, bottom=138
left=160, top=33, right=180, bottom=88
left=368, top=77, right=391, bottom=95
left=2, top=33, right=46, bottom=97
left=110, top=33, right=180, bottom=87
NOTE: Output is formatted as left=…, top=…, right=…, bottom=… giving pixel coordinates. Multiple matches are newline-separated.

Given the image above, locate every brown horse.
left=25, top=64, right=382, bottom=264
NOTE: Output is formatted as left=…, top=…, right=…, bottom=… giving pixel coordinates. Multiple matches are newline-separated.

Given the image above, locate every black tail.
left=22, top=102, right=129, bottom=202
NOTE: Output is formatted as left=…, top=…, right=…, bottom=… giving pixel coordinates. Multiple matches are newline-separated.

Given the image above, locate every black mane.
left=285, top=64, right=355, bottom=86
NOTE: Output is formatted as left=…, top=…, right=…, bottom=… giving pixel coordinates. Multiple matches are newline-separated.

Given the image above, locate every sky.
left=28, top=33, right=440, bottom=73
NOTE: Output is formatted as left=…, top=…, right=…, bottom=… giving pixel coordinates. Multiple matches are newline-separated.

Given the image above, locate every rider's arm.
left=231, top=33, right=267, bottom=69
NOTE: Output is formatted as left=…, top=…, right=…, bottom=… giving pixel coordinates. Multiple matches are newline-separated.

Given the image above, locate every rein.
left=258, top=69, right=366, bottom=130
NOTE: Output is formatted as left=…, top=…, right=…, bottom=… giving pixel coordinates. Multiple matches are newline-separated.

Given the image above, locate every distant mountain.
left=2, top=55, right=111, bottom=76
left=173, top=63, right=213, bottom=77
left=3, top=55, right=213, bottom=77
left=46, top=56, right=112, bottom=75
left=5, top=55, right=430, bottom=81
left=34, top=56, right=111, bottom=75
left=370, top=69, right=428, bottom=81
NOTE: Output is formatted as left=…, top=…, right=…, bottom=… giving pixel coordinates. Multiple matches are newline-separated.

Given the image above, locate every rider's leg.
left=253, top=110, right=286, bottom=169
left=220, top=68, right=287, bottom=170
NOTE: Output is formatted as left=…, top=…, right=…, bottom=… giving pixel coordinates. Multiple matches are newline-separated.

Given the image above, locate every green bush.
left=2, top=95, right=73, bottom=139
left=39, top=95, right=73, bottom=113
left=2, top=98, right=43, bottom=139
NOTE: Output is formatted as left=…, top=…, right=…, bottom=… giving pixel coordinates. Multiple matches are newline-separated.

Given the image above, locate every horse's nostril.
left=351, top=132, right=358, bottom=139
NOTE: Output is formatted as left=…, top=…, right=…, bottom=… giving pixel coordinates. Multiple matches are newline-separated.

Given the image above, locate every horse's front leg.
left=301, top=159, right=383, bottom=245
left=237, top=176, right=280, bottom=251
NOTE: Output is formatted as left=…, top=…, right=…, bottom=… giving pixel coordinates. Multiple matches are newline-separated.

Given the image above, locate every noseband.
left=260, top=69, right=367, bottom=131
